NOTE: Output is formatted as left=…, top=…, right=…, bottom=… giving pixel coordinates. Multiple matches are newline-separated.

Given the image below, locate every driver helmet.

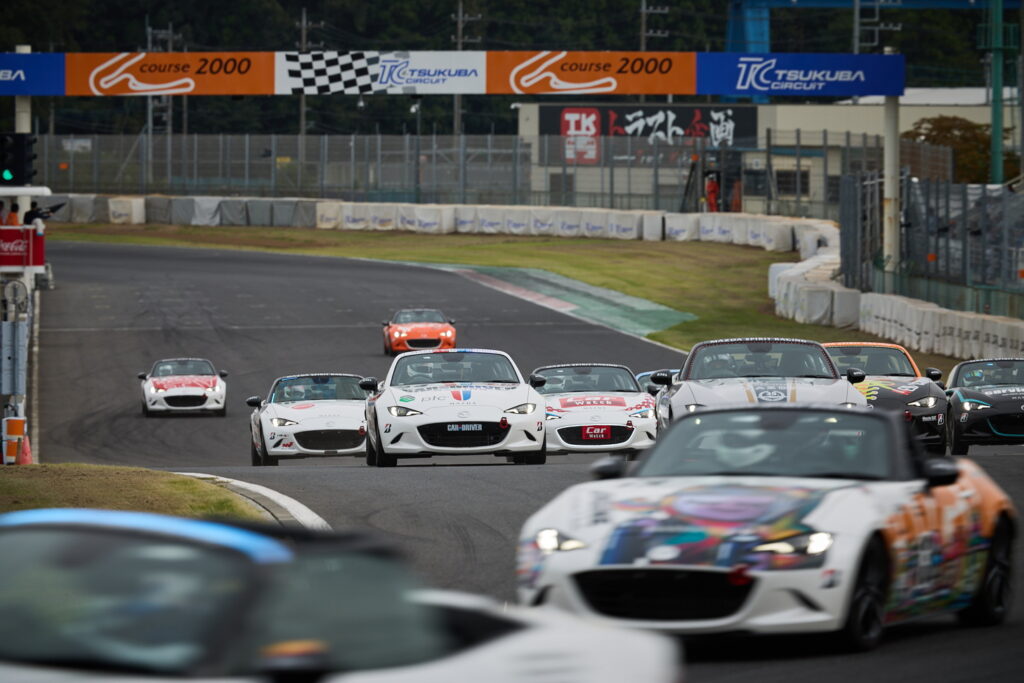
left=282, top=385, right=306, bottom=400
left=963, top=368, right=986, bottom=386
left=706, top=353, right=736, bottom=372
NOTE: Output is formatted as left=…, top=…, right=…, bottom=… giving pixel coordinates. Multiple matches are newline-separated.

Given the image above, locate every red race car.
left=382, top=308, right=457, bottom=356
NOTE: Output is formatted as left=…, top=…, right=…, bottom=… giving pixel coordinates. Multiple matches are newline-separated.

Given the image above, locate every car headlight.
left=907, top=396, right=939, bottom=408
left=752, top=532, right=833, bottom=556
left=630, top=408, right=654, bottom=419
left=387, top=405, right=422, bottom=417
left=505, top=403, right=536, bottom=415
left=149, top=386, right=165, bottom=394
left=392, top=331, right=401, bottom=338
left=270, top=417, right=298, bottom=427
left=536, top=528, right=587, bottom=554
left=684, top=404, right=704, bottom=413
left=442, top=330, right=453, bottom=337
left=545, top=413, right=562, bottom=420
left=962, top=400, right=991, bottom=412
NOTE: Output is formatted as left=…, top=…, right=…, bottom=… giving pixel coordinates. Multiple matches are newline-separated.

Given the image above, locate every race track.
left=40, top=241, right=1023, bottom=682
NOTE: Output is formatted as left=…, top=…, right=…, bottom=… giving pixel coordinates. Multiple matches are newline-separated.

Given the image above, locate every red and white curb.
left=175, top=472, right=331, bottom=530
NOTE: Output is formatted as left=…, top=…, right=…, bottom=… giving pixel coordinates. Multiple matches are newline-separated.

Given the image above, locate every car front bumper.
left=264, top=426, right=365, bottom=458
left=378, top=409, right=545, bottom=456
left=144, top=390, right=225, bottom=412
left=545, top=418, right=657, bottom=453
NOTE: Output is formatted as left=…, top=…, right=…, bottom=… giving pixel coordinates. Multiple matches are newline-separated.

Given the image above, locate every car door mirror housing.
left=528, top=374, right=547, bottom=388
left=590, top=456, right=626, bottom=480
left=650, top=370, right=673, bottom=386
left=846, top=367, right=866, bottom=384
left=359, top=377, right=379, bottom=392
left=935, top=381, right=946, bottom=390
left=219, top=370, right=229, bottom=378
left=245, top=396, right=262, bottom=407
left=381, top=320, right=389, bottom=326
left=925, top=367, right=942, bottom=382
left=137, top=372, right=147, bottom=380
left=448, top=319, right=456, bottom=325
left=646, top=383, right=661, bottom=397
left=923, top=458, right=959, bottom=487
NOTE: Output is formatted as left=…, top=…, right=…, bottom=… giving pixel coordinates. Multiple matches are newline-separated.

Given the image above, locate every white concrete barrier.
left=108, top=197, right=145, bottom=224
left=316, top=201, right=341, bottom=229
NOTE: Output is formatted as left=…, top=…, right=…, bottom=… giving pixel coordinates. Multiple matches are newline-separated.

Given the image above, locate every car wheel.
left=375, top=424, right=397, bottom=468
left=141, top=402, right=150, bottom=417
left=948, top=420, right=969, bottom=456
left=837, top=538, right=888, bottom=652
left=365, top=426, right=378, bottom=466
left=522, top=437, right=547, bottom=465
left=251, top=440, right=262, bottom=467
left=260, top=431, right=279, bottom=467
left=958, top=516, right=1014, bottom=627
left=216, top=406, right=227, bottom=417
left=383, top=337, right=392, bottom=356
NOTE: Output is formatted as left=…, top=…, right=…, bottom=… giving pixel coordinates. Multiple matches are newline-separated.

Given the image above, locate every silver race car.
left=138, top=357, right=227, bottom=417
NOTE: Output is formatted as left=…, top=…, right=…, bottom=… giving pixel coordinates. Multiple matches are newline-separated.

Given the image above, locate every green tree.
left=902, top=115, right=1021, bottom=183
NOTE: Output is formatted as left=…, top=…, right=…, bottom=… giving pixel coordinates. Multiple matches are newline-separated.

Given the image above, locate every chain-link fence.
left=841, top=172, right=1024, bottom=318
left=35, top=131, right=952, bottom=220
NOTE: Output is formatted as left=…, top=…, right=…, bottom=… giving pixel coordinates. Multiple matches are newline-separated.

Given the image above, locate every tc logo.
left=735, top=57, right=777, bottom=91
left=378, top=59, right=409, bottom=87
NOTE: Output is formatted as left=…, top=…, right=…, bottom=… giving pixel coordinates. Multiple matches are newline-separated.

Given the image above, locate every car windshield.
left=952, top=359, right=1024, bottom=388
left=390, top=352, right=519, bottom=386
left=0, top=527, right=251, bottom=675
left=827, top=346, right=916, bottom=376
left=535, top=366, right=640, bottom=395
left=636, top=410, right=892, bottom=480
left=393, top=310, right=446, bottom=324
left=270, top=376, right=367, bottom=402
left=150, top=359, right=214, bottom=376
left=687, top=342, right=836, bottom=380
left=243, top=550, right=449, bottom=673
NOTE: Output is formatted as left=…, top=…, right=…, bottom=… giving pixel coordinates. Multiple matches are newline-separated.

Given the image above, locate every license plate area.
left=582, top=425, right=611, bottom=440
left=447, top=423, right=483, bottom=432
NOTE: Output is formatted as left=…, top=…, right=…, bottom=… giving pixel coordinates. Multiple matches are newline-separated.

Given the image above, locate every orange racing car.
left=382, top=308, right=457, bottom=356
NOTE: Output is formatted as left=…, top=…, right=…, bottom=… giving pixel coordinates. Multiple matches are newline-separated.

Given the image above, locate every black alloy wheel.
left=374, top=422, right=397, bottom=467
left=947, top=418, right=969, bottom=456
left=251, top=440, right=262, bottom=467
left=365, top=424, right=378, bottom=466
left=260, top=431, right=279, bottom=467
left=838, top=538, right=888, bottom=651
left=958, top=517, right=1014, bottom=627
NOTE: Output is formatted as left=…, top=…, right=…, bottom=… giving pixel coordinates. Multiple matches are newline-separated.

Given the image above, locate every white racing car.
left=138, top=358, right=228, bottom=416
left=651, top=337, right=867, bottom=427
left=246, top=373, right=368, bottom=467
left=360, top=349, right=548, bottom=467
left=517, top=404, right=1017, bottom=650
left=532, top=363, right=657, bottom=457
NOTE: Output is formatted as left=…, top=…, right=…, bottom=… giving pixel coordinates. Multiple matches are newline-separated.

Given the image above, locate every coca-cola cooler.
left=0, top=224, right=46, bottom=275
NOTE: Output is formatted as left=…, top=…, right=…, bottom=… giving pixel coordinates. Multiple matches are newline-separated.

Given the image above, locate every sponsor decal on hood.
left=150, top=375, right=218, bottom=391
left=559, top=395, right=628, bottom=409
left=451, top=389, right=472, bottom=401
left=975, top=385, right=1024, bottom=399
left=856, top=377, right=931, bottom=401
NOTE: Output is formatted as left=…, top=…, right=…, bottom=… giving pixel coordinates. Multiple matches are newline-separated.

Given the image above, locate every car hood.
left=855, top=376, right=938, bottom=406
left=685, top=377, right=863, bottom=405
left=544, top=393, right=655, bottom=418
left=264, top=400, right=365, bottom=425
left=391, top=322, right=452, bottom=334
left=532, top=477, right=858, bottom=571
left=384, top=383, right=531, bottom=411
left=148, top=375, right=219, bottom=391
left=958, top=384, right=1024, bottom=402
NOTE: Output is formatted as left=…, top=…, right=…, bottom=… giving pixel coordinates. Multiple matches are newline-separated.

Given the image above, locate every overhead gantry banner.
left=0, top=51, right=904, bottom=97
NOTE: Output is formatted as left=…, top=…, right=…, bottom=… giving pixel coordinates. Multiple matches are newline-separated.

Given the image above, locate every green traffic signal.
left=1, top=169, right=12, bottom=181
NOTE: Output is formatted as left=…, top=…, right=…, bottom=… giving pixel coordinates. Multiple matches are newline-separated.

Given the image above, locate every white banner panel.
left=455, top=205, right=478, bottom=233
left=341, top=202, right=365, bottom=230
left=274, top=51, right=485, bottom=96
left=477, top=206, right=504, bottom=234
left=555, top=209, right=582, bottom=238
left=581, top=210, right=609, bottom=239
left=316, top=201, right=341, bottom=229
left=368, top=203, right=397, bottom=230
left=108, top=197, right=145, bottom=224
left=530, top=208, right=555, bottom=236
left=641, top=212, right=664, bottom=241
left=397, top=204, right=418, bottom=231
left=504, top=207, right=531, bottom=235
left=609, top=211, right=642, bottom=240
left=664, top=213, right=699, bottom=241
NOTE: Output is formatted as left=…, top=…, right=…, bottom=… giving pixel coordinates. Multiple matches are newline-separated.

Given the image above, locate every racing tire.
left=383, top=338, right=393, bottom=357
left=251, top=441, right=262, bottom=467
left=837, top=538, right=888, bottom=652
left=374, top=424, right=397, bottom=468
left=948, top=421, right=969, bottom=456
left=365, top=428, right=378, bottom=467
left=523, top=438, right=547, bottom=465
left=957, top=516, right=1014, bottom=627
left=215, top=406, right=227, bottom=417
left=141, top=402, right=150, bottom=417
left=259, top=431, right=279, bottom=467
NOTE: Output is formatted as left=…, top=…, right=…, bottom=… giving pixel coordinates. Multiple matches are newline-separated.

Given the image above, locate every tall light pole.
left=990, top=0, right=1005, bottom=184
left=452, top=1, right=481, bottom=134
left=412, top=99, right=422, bottom=203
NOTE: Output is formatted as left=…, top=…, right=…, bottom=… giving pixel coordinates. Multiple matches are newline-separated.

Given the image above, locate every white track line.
left=175, top=472, right=332, bottom=530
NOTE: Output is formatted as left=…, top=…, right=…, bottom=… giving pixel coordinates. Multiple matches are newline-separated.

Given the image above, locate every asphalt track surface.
left=40, top=241, right=1023, bottom=682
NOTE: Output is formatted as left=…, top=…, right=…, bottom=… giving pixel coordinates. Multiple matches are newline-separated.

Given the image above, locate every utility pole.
left=990, top=0, right=1005, bottom=184
left=145, top=21, right=180, bottom=187
left=639, top=1, right=668, bottom=103
left=451, top=1, right=481, bottom=134
left=296, top=7, right=324, bottom=137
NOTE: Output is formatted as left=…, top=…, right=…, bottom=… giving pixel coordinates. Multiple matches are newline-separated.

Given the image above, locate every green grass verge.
left=48, top=224, right=961, bottom=375
left=0, top=464, right=266, bottom=519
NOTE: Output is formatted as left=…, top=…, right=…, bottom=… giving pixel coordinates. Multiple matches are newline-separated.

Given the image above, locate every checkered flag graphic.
left=284, top=51, right=381, bottom=95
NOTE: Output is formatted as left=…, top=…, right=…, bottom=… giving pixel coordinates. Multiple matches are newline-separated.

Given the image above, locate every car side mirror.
left=590, top=456, right=626, bottom=480
left=935, top=381, right=946, bottom=390
left=846, top=368, right=866, bottom=384
left=448, top=318, right=456, bottom=325
left=381, top=320, right=389, bottom=326
left=137, top=372, right=147, bottom=380
left=650, top=370, right=673, bottom=386
left=944, top=388, right=955, bottom=396
left=529, top=374, right=547, bottom=388
left=359, top=377, right=379, bottom=392
left=245, top=396, right=262, bottom=407
left=923, top=458, right=959, bottom=487
left=219, top=370, right=229, bottom=378
left=646, top=383, right=661, bottom=397
left=925, top=367, right=942, bottom=382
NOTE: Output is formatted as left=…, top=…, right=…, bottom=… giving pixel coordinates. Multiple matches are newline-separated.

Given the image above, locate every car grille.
left=164, top=395, right=208, bottom=408
left=418, top=422, right=508, bottom=448
left=406, top=338, right=441, bottom=349
left=557, top=425, right=633, bottom=445
left=293, top=430, right=364, bottom=451
left=574, top=569, right=755, bottom=621
left=987, top=415, right=1024, bottom=437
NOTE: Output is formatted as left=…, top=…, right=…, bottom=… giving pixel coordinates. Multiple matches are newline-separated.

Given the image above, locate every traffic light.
left=0, top=133, right=37, bottom=186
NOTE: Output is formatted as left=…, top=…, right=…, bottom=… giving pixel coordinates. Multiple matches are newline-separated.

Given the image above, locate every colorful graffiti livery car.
left=517, top=405, right=1016, bottom=651
left=825, top=342, right=947, bottom=452
left=946, top=358, right=1024, bottom=455
left=360, top=349, right=548, bottom=467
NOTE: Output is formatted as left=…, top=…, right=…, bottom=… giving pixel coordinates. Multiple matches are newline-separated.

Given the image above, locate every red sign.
left=560, top=107, right=601, bottom=165
left=559, top=395, right=627, bottom=408
left=582, top=425, right=611, bottom=440
left=0, top=227, right=45, bottom=268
